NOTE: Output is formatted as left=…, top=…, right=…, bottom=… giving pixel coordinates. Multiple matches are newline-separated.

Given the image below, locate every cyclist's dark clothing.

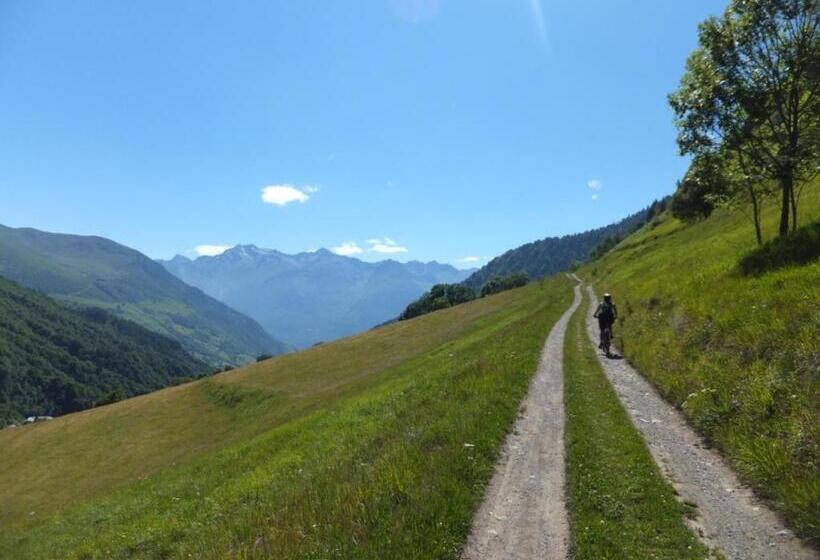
left=594, top=301, right=617, bottom=327
left=593, top=301, right=617, bottom=349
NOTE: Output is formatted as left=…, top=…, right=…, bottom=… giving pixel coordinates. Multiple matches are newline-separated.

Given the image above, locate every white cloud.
left=261, top=184, right=317, bottom=206
left=194, top=244, right=234, bottom=257
left=367, top=237, right=408, bottom=254
left=331, top=237, right=409, bottom=256
left=457, top=256, right=485, bottom=263
left=587, top=179, right=603, bottom=200
left=332, top=242, right=364, bottom=256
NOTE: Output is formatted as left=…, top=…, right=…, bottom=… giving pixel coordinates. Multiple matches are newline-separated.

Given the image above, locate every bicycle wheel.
left=602, top=327, right=612, bottom=356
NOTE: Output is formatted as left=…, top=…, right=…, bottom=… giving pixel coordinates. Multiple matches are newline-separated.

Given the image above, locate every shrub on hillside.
left=645, top=198, right=669, bottom=222
left=590, top=234, right=624, bottom=260
left=95, top=388, right=127, bottom=407
left=738, top=221, right=820, bottom=276
left=479, top=272, right=529, bottom=297
left=669, top=158, right=726, bottom=223
left=400, top=284, right=476, bottom=320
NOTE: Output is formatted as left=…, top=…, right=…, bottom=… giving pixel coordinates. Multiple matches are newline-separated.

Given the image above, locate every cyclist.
left=593, top=293, right=618, bottom=353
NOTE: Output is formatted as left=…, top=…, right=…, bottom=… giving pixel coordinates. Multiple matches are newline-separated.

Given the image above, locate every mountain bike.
left=600, top=326, right=612, bottom=357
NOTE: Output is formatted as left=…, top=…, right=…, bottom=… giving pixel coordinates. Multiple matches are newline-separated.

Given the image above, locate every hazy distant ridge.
left=160, top=246, right=473, bottom=348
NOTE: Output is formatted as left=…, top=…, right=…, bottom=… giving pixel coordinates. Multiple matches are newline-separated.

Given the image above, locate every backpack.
left=598, top=301, right=615, bottom=322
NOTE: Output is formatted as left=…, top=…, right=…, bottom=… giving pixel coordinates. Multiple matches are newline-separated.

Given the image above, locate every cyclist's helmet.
left=603, top=293, right=612, bottom=302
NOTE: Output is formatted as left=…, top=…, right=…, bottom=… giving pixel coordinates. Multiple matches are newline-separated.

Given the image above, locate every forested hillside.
left=0, top=276, right=208, bottom=424
left=463, top=204, right=659, bottom=290
left=0, top=225, right=288, bottom=365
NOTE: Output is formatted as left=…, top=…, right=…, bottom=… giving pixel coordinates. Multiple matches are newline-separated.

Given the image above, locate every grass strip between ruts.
left=563, top=291, right=715, bottom=560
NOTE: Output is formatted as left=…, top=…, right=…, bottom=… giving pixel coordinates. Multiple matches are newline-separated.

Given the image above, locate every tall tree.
left=673, top=149, right=777, bottom=244
left=669, top=0, right=819, bottom=237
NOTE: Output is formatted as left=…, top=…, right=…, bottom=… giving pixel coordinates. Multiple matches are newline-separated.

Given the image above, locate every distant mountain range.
left=0, top=275, right=208, bottom=424
left=0, top=225, right=287, bottom=365
left=159, top=245, right=473, bottom=348
left=462, top=206, right=652, bottom=290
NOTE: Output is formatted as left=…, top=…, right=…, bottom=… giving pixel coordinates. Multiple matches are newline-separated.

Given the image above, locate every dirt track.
left=584, top=285, right=817, bottom=560
left=460, top=281, right=581, bottom=560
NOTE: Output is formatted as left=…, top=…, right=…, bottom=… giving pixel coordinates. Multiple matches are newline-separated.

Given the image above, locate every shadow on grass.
left=738, top=221, right=820, bottom=276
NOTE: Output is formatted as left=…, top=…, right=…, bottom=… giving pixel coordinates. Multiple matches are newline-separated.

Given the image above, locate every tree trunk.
left=749, top=185, right=763, bottom=245
left=790, top=183, right=798, bottom=233
left=778, top=170, right=792, bottom=237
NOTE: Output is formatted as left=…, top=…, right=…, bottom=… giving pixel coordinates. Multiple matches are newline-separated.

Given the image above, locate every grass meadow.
left=583, top=185, right=820, bottom=543
left=0, top=275, right=572, bottom=558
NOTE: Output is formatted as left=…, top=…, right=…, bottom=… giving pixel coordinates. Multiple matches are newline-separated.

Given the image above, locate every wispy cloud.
left=587, top=178, right=603, bottom=200
left=261, top=184, right=318, bottom=206
left=529, top=0, right=552, bottom=53
left=331, top=242, right=364, bottom=256
left=331, top=237, right=409, bottom=257
left=457, top=256, right=485, bottom=263
left=367, top=237, right=408, bottom=254
left=194, top=244, right=234, bottom=257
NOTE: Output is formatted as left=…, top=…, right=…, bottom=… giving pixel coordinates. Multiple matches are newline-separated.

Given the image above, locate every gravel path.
left=460, top=281, right=580, bottom=560
left=584, top=285, right=817, bottom=560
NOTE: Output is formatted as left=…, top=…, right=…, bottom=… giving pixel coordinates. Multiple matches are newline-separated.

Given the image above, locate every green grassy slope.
left=0, top=276, right=207, bottom=424
left=582, top=187, right=819, bottom=543
left=0, top=225, right=287, bottom=365
left=0, top=275, right=572, bottom=559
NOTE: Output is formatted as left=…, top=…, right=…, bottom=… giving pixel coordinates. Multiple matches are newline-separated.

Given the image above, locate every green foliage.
left=670, top=152, right=729, bottom=222
left=739, top=221, right=820, bottom=276
left=582, top=185, right=820, bottom=542
left=479, top=272, right=529, bottom=297
left=590, top=234, right=624, bottom=260
left=564, top=295, right=709, bottom=559
left=400, top=283, right=476, bottom=320
left=669, top=0, right=819, bottom=237
left=94, top=388, right=127, bottom=407
left=644, top=197, right=670, bottom=223
left=0, top=276, right=208, bottom=424
left=0, top=277, right=573, bottom=559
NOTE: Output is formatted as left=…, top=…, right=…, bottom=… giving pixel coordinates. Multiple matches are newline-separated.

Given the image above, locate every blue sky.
left=0, top=0, right=724, bottom=267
